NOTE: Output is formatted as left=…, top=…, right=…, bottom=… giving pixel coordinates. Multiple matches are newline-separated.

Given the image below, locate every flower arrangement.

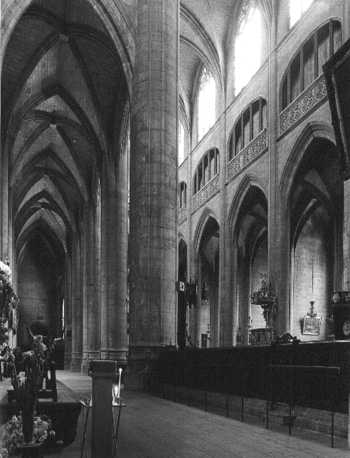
left=2, top=414, right=55, bottom=456
left=8, top=335, right=48, bottom=445
left=0, top=260, right=18, bottom=346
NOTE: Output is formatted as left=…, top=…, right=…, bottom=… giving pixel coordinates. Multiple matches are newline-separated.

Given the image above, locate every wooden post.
left=90, top=360, right=117, bottom=458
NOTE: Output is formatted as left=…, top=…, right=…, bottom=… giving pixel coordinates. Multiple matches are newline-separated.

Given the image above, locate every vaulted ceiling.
left=179, top=0, right=239, bottom=122
left=179, top=0, right=272, bottom=125
left=2, top=0, right=272, bottom=264
left=2, top=0, right=128, bottom=260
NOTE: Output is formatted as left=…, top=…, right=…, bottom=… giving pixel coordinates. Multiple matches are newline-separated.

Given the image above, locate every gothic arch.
left=225, top=0, right=272, bottom=97
left=280, top=122, right=335, bottom=203
left=193, top=207, right=219, bottom=255
left=228, top=174, right=267, bottom=238
left=180, top=4, right=222, bottom=90
left=1, top=0, right=134, bottom=89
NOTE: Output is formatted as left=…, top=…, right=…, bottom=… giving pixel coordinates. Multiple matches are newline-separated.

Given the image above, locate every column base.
left=64, top=337, right=72, bottom=370
left=81, top=351, right=100, bottom=374
left=70, top=353, right=82, bottom=372
left=126, top=345, right=176, bottom=391
left=64, top=355, right=71, bottom=370
left=99, top=348, right=128, bottom=362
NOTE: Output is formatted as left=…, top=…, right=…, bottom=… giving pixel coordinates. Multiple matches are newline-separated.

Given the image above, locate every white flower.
left=0, top=260, right=11, bottom=283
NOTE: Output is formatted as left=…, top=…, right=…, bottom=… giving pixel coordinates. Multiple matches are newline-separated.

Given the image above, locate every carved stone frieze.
left=192, top=175, right=219, bottom=213
left=227, top=129, right=267, bottom=182
left=280, top=75, right=327, bottom=134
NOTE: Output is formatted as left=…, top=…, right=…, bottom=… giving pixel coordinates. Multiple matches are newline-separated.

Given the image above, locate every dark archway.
left=289, top=138, right=343, bottom=341
left=197, top=216, right=220, bottom=348
left=2, top=0, right=129, bottom=368
left=177, top=239, right=188, bottom=349
left=17, top=229, right=65, bottom=348
left=233, top=186, right=268, bottom=344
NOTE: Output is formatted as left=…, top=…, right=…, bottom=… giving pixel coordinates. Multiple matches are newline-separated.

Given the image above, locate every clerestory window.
left=179, top=182, right=187, bottom=209
left=197, top=67, right=216, bottom=141
left=281, top=20, right=342, bottom=111
left=229, top=98, right=267, bottom=160
left=289, top=0, right=313, bottom=28
left=193, top=148, right=220, bottom=195
left=235, top=1, right=263, bottom=95
left=178, top=121, right=185, bottom=165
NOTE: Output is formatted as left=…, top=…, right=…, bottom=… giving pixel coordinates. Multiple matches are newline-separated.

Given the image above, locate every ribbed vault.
left=2, top=0, right=129, bottom=271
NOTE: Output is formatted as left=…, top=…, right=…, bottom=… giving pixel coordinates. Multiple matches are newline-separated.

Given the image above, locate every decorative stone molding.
left=178, top=207, right=187, bottom=224
left=227, top=129, right=267, bottom=182
left=192, top=175, right=219, bottom=213
left=280, top=75, right=328, bottom=135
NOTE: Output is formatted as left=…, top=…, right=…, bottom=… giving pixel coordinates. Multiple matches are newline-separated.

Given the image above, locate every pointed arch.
left=180, top=5, right=222, bottom=89
left=280, top=122, right=336, bottom=203
left=193, top=207, right=219, bottom=255
left=1, top=0, right=134, bottom=89
left=228, top=174, right=267, bottom=237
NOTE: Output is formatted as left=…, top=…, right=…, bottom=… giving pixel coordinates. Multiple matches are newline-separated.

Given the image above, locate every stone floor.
left=1, top=371, right=349, bottom=457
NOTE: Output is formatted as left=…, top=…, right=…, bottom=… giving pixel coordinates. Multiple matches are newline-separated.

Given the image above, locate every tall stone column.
left=100, top=154, right=128, bottom=363
left=0, top=146, right=9, bottom=259
left=344, top=179, right=350, bottom=290
left=70, top=234, right=83, bottom=371
left=267, top=0, right=284, bottom=334
left=64, top=254, right=72, bottom=369
left=129, top=0, right=179, bottom=385
left=82, top=204, right=100, bottom=372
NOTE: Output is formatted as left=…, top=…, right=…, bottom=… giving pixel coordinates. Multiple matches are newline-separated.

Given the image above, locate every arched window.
left=193, top=148, right=220, bottom=195
left=235, top=1, right=263, bottom=95
left=197, top=67, right=216, bottom=140
left=229, top=98, right=267, bottom=160
left=178, top=121, right=185, bottom=165
left=281, top=21, right=342, bottom=110
left=179, top=182, right=187, bottom=208
left=289, top=0, right=313, bottom=28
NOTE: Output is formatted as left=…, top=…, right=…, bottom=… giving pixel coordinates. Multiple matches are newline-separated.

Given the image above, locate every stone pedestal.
left=128, top=0, right=179, bottom=385
left=90, top=360, right=117, bottom=458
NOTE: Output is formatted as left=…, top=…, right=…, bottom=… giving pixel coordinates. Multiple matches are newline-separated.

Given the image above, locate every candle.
left=118, top=368, right=122, bottom=399
left=112, top=384, right=118, bottom=405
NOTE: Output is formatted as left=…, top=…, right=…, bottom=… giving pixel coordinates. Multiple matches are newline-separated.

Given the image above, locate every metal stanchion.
left=112, top=368, right=126, bottom=458
left=80, top=398, right=92, bottom=458
left=80, top=364, right=126, bottom=458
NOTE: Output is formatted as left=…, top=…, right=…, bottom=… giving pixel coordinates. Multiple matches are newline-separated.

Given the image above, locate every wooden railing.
left=267, top=364, right=341, bottom=446
left=149, top=341, right=350, bottom=414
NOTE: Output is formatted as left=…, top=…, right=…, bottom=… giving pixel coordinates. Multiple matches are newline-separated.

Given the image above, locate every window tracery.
left=281, top=20, right=342, bottom=111
left=193, top=148, right=219, bottom=195
left=178, top=121, right=186, bottom=165
left=235, top=0, right=263, bottom=94
left=289, top=0, right=313, bottom=28
left=197, top=67, right=216, bottom=140
left=179, top=182, right=187, bottom=209
left=229, top=98, right=267, bottom=160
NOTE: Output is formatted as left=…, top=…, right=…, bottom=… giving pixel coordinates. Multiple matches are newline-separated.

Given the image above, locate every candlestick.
left=117, top=368, right=122, bottom=399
